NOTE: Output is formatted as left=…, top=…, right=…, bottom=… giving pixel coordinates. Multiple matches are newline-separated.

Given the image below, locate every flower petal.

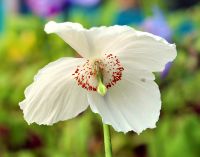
left=44, top=22, right=134, bottom=58
left=88, top=26, right=176, bottom=72
left=86, top=25, right=133, bottom=56
left=45, top=22, right=176, bottom=69
left=88, top=70, right=161, bottom=134
left=116, top=30, right=177, bottom=72
left=20, top=58, right=89, bottom=125
left=45, top=21, right=94, bottom=58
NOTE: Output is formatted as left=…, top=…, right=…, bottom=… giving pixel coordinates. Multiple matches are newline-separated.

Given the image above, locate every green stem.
left=103, top=123, right=113, bottom=157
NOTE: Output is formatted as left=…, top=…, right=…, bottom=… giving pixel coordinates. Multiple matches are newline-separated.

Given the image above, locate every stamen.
left=72, top=53, right=124, bottom=93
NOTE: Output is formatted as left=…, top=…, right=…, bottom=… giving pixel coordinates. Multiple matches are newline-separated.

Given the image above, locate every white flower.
left=19, top=21, right=177, bottom=134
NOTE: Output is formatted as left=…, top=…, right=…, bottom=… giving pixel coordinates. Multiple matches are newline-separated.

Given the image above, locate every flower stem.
left=103, top=123, right=113, bottom=157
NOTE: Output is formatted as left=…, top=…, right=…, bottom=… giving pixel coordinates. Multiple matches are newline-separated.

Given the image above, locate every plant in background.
left=115, top=0, right=144, bottom=26
left=0, top=0, right=5, bottom=34
left=19, top=21, right=177, bottom=157
left=69, top=0, right=101, bottom=7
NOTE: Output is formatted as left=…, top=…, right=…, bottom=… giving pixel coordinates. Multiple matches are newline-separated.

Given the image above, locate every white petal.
left=86, top=25, right=133, bottom=55
left=45, top=22, right=176, bottom=68
left=44, top=21, right=95, bottom=58
left=88, top=25, right=176, bottom=72
left=44, top=22, right=135, bottom=59
left=20, top=58, right=89, bottom=125
left=116, top=30, right=177, bottom=72
left=88, top=70, right=161, bottom=134
left=88, top=26, right=176, bottom=72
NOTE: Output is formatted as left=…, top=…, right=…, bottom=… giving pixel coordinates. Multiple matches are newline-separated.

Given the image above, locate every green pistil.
left=97, top=79, right=107, bottom=96
left=97, top=72, right=107, bottom=96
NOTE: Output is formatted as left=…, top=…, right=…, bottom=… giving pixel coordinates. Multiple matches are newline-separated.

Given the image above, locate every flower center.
left=72, top=53, right=124, bottom=93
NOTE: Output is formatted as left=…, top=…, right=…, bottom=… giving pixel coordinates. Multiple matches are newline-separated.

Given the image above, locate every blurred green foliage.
left=1, top=1, right=200, bottom=157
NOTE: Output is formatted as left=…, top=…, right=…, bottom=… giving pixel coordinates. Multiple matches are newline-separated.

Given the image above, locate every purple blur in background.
left=26, top=0, right=69, bottom=17
left=142, top=7, right=172, bottom=42
left=142, top=7, right=173, bottom=79
left=161, top=62, right=172, bottom=79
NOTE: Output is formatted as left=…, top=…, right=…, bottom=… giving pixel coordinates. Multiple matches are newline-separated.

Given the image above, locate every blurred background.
left=1, top=0, right=200, bottom=157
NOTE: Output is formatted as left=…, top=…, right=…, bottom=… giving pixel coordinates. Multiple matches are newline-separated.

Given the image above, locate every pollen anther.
left=72, top=53, right=124, bottom=92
